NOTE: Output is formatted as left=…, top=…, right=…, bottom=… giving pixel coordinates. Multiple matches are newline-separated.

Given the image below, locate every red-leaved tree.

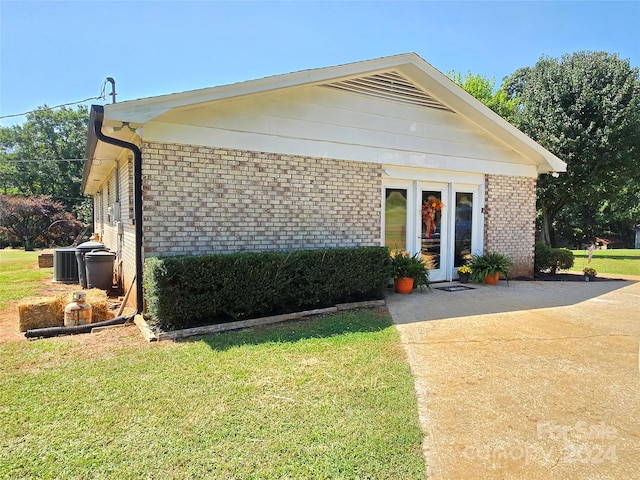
left=0, top=194, right=82, bottom=250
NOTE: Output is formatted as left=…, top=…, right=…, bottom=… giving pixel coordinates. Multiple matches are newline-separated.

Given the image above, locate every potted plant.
left=583, top=267, right=597, bottom=282
left=390, top=251, right=431, bottom=293
left=457, top=265, right=472, bottom=284
left=469, top=252, right=512, bottom=285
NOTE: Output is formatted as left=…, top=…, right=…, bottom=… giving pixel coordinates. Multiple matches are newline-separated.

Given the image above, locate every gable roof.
left=84, top=53, right=566, bottom=193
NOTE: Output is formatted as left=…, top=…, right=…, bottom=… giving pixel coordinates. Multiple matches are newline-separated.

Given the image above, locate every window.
left=454, top=192, right=473, bottom=267
left=384, top=188, right=407, bottom=251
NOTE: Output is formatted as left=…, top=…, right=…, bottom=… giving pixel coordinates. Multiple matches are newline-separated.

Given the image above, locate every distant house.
left=595, top=237, right=625, bottom=250
left=635, top=225, right=640, bottom=249
left=82, top=53, right=566, bottom=310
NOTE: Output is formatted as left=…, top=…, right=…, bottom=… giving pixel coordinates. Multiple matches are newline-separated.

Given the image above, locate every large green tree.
left=554, top=177, right=640, bottom=248
left=504, top=52, right=640, bottom=246
left=0, top=106, right=89, bottom=214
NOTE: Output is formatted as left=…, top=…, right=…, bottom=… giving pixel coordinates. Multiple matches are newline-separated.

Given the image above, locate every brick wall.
left=141, top=142, right=382, bottom=256
left=484, top=174, right=537, bottom=278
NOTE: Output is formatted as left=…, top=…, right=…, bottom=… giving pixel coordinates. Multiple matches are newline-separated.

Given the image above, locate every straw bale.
left=80, top=288, right=114, bottom=323
left=19, top=289, right=115, bottom=332
left=53, top=289, right=113, bottom=324
left=18, top=297, right=61, bottom=331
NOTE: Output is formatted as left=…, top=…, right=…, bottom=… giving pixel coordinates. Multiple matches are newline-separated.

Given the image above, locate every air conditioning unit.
left=53, top=248, right=79, bottom=283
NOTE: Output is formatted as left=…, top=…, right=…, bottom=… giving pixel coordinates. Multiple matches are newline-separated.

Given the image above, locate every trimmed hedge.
left=144, top=246, right=392, bottom=331
left=534, top=242, right=575, bottom=274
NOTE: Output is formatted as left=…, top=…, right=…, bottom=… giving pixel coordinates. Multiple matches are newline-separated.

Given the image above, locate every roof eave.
left=81, top=105, right=104, bottom=194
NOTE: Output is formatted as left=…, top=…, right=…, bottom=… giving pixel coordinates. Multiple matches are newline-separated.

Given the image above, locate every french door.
left=383, top=181, right=481, bottom=282
left=418, top=184, right=448, bottom=281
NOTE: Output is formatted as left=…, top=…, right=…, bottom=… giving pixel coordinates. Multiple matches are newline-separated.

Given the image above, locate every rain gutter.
left=87, top=105, right=144, bottom=313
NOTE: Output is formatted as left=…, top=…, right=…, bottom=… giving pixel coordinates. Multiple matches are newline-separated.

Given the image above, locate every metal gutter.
left=88, top=104, right=144, bottom=313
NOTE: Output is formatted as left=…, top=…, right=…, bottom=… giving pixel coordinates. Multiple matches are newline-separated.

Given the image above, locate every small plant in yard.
left=583, top=267, right=597, bottom=277
left=469, top=252, right=512, bottom=283
left=455, top=265, right=472, bottom=284
left=457, top=265, right=472, bottom=275
left=456, top=265, right=472, bottom=283
left=390, top=251, right=431, bottom=291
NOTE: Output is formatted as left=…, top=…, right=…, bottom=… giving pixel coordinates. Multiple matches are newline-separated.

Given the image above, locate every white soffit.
left=321, top=71, right=453, bottom=112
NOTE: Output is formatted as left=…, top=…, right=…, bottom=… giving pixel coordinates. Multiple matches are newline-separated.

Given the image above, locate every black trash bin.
left=85, top=250, right=116, bottom=291
left=53, top=247, right=79, bottom=283
left=75, top=241, right=106, bottom=288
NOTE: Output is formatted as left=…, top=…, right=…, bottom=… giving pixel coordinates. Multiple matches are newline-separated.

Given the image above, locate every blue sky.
left=1, top=1, right=639, bottom=126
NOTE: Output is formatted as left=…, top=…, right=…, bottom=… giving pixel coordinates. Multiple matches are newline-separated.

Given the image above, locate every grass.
left=569, top=248, right=640, bottom=276
left=0, top=310, right=426, bottom=479
left=0, top=249, right=54, bottom=309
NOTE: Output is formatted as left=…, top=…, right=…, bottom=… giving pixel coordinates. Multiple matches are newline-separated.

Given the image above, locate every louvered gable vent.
left=322, top=71, right=453, bottom=112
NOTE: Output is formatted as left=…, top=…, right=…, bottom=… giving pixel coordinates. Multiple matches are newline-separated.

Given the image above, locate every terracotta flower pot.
left=394, top=277, right=414, bottom=294
left=484, top=272, right=500, bottom=285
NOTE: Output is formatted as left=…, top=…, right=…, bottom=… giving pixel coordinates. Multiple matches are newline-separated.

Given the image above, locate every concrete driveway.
left=387, top=278, right=640, bottom=480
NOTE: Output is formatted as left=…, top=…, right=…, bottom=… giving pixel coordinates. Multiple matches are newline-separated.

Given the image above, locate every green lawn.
left=0, top=310, right=426, bottom=479
left=0, top=249, right=53, bottom=309
left=569, top=248, right=640, bottom=276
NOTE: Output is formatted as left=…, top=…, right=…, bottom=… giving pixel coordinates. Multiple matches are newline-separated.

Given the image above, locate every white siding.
left=92, top=156, right=137, bottom=302
left=146, top=85, right=537, bottom=177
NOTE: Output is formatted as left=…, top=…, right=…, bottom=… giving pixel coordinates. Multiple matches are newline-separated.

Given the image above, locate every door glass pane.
left=421, top=191, right=444, bottom=269
left=454, top=192, right=473, bottom=267
left=384, top=189, right=407, bottom=251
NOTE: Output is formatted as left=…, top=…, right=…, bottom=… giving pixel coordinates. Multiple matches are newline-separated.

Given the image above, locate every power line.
left=0, top=98, right=99, bottom=120
left=0, top=79, right=109, bottom=120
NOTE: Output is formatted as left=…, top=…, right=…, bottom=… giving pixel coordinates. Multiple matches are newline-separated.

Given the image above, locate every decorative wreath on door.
left=422, top=197, right=444, bottom=239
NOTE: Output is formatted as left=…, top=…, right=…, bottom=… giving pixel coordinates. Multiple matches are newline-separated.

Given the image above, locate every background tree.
left=504, top=52, right=640, bottom=246
left=553, top=178, right=640, bottom=248
left=0, top=194, right=82, bottom=250
left=448, top=71, right=519, bottom=123
left=0, top=106, right=89, bottom=215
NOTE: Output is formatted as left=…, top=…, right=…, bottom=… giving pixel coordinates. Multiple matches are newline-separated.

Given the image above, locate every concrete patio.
left=387, top=278, right=640, bottom=479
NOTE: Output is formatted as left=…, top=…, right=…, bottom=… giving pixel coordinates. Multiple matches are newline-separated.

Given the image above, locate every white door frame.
left=382, top=167, right=485, bottom=282
left=449, top=183, right=484, bottom=279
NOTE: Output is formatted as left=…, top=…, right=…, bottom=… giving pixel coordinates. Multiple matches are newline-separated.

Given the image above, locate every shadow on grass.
left=178, top=309, right=392, bottom=352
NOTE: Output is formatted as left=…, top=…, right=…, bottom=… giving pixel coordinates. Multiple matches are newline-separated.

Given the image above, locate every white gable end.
left=146, top=80, right=537, bottom=177
left=89, top=53, right=565, bottom=190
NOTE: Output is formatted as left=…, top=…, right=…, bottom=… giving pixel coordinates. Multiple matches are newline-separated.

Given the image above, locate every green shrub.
left=144, top=247, right=392, bottom=331
left=534, top=242, right=553, bottom=274
left=534, top=243, right=574, bottom=274
left=550, top=248, right=575, bottom=273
